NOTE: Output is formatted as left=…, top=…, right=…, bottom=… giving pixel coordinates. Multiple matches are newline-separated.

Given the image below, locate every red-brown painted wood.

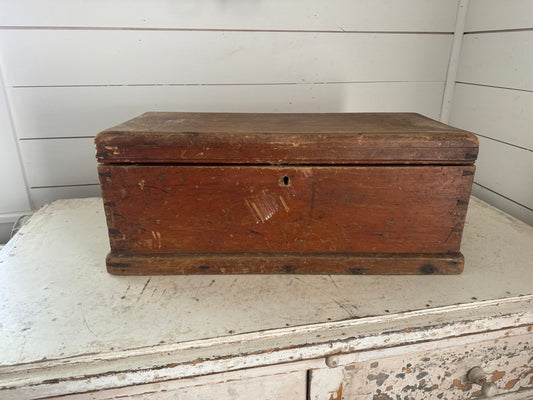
left=95, top=112, right=478, bottom=165
left=95, top=112, right=478, bottom=275
left=106, top=252, right=464, bottom=275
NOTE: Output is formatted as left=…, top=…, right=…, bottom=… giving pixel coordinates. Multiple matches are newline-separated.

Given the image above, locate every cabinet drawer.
left=310, top=329, right=532, bottom=399
left=49, top=369, right=307, bottom=400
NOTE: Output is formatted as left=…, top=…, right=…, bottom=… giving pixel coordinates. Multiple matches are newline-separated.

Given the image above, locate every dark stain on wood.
left=349, top=267, right=369, bottom=275
left=419, top=264, right=437, bottom=274
left=282, top=265, right=298, bottom=273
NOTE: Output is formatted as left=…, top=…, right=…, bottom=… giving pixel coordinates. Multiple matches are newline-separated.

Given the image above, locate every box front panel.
left=99, top=165, right=474, bottom=255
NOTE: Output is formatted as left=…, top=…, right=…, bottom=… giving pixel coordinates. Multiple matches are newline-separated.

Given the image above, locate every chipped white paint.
left=0, top=197, right=532, bottom=398
left=309, top=329, right=532, bottom=399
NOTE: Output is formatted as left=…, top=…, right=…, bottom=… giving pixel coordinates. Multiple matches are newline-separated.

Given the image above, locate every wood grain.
left=96, top=113, right=477, bottom=275
left=106, top=252, right=463, bottom=275
left=99, top=164, right=474, bottom=274
left=96, top=112, right=478, bottom=164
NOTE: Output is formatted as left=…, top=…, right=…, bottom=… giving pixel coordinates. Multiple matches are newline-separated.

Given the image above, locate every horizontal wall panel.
left=0, top=30, right=452, bottom=86
left=29, top=186, right=101, bottom=208
left=10, top=82, right=445, bottom=139
left=0, top=0, right=459, bottom=32
left=472, top=184, right=533, bottom=227
left=450, top=83, right=533, bottom=150
left=20, top=138, right=98, bottom=187
left=465, top=0, right=533, bottom=32
left=474, top=136, right=533, bottom=210
left=457, top=32, right=533, bottom=91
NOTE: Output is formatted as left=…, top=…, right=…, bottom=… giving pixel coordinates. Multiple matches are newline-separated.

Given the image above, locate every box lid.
left=95, top=112, right=478, bottom=165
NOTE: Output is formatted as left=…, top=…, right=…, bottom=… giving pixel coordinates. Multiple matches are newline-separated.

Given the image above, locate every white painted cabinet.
left=309, top=328, right=532, bottom=399
left=0, top=197, right=532, bottom=399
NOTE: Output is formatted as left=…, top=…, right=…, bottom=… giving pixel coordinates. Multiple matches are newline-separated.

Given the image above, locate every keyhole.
left=282, top=176, right=290, bottom=186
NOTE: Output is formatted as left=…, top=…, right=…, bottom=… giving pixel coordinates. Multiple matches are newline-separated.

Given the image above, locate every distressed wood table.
left=0, top=197, right=532, bottom=399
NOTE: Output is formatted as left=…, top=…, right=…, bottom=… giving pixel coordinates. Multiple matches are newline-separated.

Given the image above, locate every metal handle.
left=467, top=367, right=498, bottom=398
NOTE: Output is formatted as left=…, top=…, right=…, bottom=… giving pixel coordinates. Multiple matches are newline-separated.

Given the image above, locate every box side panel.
left=98, top=165, right=474, bottom=255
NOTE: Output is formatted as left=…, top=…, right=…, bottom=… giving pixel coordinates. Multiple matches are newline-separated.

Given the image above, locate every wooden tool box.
left=95, top=112, right=478, bottom=275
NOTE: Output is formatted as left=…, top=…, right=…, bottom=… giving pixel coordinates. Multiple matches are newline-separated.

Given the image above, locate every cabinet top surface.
left=0, top=197, right=532, bottom=370
left=95, top=112, right=478, bottom=164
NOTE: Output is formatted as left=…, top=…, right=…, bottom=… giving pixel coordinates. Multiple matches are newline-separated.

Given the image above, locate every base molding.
left=106, top=252, right=464, bottom=275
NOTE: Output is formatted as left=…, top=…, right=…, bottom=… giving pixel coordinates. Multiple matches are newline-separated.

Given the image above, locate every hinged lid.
left=95, top=112, right=478, bottom=165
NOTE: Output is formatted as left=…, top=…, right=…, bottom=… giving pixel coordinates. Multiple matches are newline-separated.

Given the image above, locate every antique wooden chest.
left=95, top=112, right=478, bottom=275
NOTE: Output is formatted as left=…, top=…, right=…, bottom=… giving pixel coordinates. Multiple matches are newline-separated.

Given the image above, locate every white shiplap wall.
left=449, top=0, right=533, bottom=225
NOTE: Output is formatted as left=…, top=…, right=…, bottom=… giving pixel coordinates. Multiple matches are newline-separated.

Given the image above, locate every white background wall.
left=449, top=0, right=533, bottom=226
left=0, top=0, right=531, bottom=243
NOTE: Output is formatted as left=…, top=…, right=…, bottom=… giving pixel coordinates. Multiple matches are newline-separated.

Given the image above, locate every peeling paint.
left=504, top=378, right=518, bottom=389
left=452, top=378, right=471, bottom=391
left=491, top=371, right=505, bottom=382
left=328, top=382, right=343, bottom=400
left=368, top=372, right=389, bottom=386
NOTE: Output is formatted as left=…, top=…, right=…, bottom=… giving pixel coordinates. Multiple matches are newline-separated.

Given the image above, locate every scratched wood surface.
left=96, top=112, right=477, bottom=274
left=95, top=112, right=478, bottom=164
left=99, top=164, right=474, bottom=274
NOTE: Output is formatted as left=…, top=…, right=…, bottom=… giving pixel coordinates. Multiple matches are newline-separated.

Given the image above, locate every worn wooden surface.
left=96, top=112, right=477, bottom=275
left=0, top=197, right=531, bottom=398
left=95, top=112, right=478, bottom=164
left=106, top=253, right=463, bottom=275
left=99, top=164, right=473, bottom=275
